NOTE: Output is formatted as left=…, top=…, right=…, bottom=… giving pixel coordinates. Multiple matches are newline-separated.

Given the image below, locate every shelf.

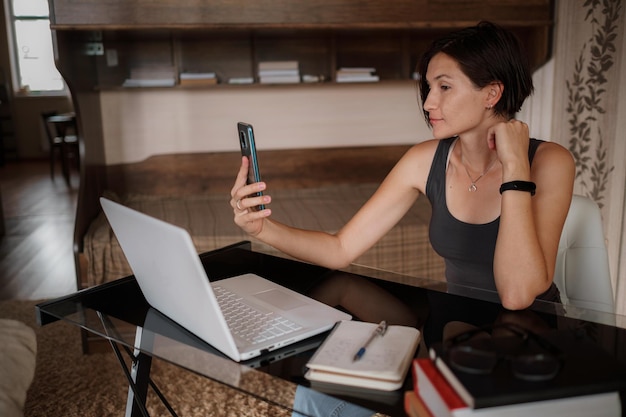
left=93, top=79, right=419, bottom=93
left=49, top=0, right=555, bottom=87
left=82, top=23, right=548, bottom=91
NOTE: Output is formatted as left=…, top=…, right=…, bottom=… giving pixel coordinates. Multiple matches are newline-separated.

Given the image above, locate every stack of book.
left=335, top=67, right=379, bottom=83
left=123, top=65, right=177, bottom=87
left=258, top=61, right=301, bottom=84
left=405, top=330, right=626, bottom=417
left=179, top=72, right=218, bottom=86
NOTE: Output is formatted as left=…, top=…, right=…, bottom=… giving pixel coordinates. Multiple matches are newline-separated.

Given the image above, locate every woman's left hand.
left=487, top=119, right=531, bottom=177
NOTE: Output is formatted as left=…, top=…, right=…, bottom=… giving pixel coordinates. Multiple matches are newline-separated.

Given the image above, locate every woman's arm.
left=494, top=140, right=575, bottom=310
left=230, top=142, right=436, bottom=269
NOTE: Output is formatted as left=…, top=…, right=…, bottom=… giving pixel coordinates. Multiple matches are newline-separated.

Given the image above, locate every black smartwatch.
left=499, top=181, right=536, bottom=196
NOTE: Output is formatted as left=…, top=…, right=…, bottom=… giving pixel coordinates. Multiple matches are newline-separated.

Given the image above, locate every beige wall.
left=100, top=82, right=430, bottom=164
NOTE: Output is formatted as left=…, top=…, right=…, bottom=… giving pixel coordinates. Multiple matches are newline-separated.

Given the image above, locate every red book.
left=405, top=390, right=434, bottom=417
left=428, top=330, right=626, bottom=409
left=412, top=358, right=467, bottom=416
left=411, top=358, right=622, bottom=417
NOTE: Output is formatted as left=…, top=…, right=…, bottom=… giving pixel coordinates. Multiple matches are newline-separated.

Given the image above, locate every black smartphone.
left=237, top=122, right=265, bottom=210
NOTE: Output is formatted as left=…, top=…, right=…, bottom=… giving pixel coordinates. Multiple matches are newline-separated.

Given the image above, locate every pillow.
left=0, top=319, right=37, bottom=417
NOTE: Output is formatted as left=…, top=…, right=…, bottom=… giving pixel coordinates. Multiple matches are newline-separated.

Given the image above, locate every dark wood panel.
left=105, top=145, right=411, bottom=197
left=178, top=32, right=253, bottom=79
left=50, top=0, right=551, bottom=29
left=50, top=0, right=426, bottom=27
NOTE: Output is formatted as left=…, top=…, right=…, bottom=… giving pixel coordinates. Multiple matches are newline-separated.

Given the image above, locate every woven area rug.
left=0, top=299, right=295, bottom=417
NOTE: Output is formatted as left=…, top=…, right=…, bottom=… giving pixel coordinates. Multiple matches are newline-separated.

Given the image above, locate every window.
left=7, top=0, right=64, bottom=92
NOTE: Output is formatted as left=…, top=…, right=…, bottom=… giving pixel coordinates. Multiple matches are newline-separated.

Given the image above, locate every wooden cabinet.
left=50, top=0, right=554, bottom=89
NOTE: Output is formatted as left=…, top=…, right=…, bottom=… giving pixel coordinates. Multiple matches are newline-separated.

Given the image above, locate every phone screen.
left=237, top=122, right=265, bottom=210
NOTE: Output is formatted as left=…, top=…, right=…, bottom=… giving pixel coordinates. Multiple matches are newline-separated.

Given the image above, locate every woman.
left=230, top=22, right=575, bottom=310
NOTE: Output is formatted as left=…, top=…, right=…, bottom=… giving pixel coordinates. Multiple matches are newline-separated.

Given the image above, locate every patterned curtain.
left=551, top=0, right=625, bottom=315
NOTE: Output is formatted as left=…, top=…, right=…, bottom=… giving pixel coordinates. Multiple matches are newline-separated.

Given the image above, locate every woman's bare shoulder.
left=386, top=139, right=441, bottom=193
left=532, top=140, right=576, bottom=189
left=405, top=138, right=440, bottom=159
left=534, top=140, right=575, bottom=167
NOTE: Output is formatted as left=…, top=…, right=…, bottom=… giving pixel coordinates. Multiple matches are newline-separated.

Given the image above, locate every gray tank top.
left=425, top=137, right=560, bottom=302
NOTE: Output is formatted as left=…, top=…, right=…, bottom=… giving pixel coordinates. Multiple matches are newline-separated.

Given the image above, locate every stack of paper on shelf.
left=305, top=320, right=420, bottom=391
left=405, top=328, right=626, bottom=417
left=301, top=74, right=324, bottom=83
left=227, top=77, right=254, bottom=85
left=123, top=65, right=177, bottom=87
left=179, top=72, right=218, bottom=86
left=258, top=61, right=300, bottom=84
left=336, top=67, right=380, bottom=83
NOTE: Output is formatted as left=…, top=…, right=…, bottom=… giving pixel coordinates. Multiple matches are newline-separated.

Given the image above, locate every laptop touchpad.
left=254, top=289, right=306, bottom=310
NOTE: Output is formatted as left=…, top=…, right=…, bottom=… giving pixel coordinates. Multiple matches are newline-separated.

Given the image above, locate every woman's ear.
left=485, top=81, right=504, bottom=109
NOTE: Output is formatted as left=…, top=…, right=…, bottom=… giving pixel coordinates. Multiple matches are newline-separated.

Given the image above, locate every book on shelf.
left=258, top=69, right=300, bottom=77
left=428, top=329, right=626, bottom=410
left=408, top=358, right=622, bottom=417
left=258, top=60, right=299, bottom=72
left=179, top=72, right=218, bottom=86
left=305, top=320, right=420, bottom=391
left=258, top=61, right=301, bottom=84
left=336, top=67, right=376, bottom=73
left=336, top=67, right=379, bottom=83
left=122, top=78, right=176, bottom=88
left=302, top=74, right=324, bottom=83
left=124, top=65, right=177, bottom=87
left=259, top=74, right=301, bottom=84
left=179, top=71, right=217, bottom=80
left=336, top=74, right=380, bottom=83
left=227, top=77, right=254, bottom=85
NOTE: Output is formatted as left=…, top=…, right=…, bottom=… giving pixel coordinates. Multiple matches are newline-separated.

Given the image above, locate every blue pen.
left=353, top=320, right=387, bottom=362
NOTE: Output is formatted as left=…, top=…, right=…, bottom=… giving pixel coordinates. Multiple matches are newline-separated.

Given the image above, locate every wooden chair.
left=41, top=111, right=79, bottom=186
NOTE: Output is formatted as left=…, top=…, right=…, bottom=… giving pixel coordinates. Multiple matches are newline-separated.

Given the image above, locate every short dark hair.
left=417, top=21, right=533, bottom=122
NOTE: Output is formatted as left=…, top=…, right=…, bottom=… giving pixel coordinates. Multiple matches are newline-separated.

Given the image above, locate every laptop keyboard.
left=213, top=285, right=303, bottom=345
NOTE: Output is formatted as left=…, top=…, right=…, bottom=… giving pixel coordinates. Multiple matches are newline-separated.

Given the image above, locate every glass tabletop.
left=36, top=241, right=626, bottom=417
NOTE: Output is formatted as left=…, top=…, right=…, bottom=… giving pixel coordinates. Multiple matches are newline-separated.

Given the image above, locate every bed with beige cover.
left=77, top=146, right=445, bottom=290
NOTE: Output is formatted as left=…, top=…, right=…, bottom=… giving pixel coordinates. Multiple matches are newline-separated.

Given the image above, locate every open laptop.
left=141, top=308, right=327, bottom=369
left=100, top=197, right=351, bottom=362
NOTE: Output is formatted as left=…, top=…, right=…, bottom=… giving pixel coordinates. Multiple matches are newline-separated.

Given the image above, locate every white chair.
left=553, top=195, right=615, bottom=314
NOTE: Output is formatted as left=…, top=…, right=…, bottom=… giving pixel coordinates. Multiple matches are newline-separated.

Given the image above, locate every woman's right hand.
left=230, top=156, right=272, bottom=237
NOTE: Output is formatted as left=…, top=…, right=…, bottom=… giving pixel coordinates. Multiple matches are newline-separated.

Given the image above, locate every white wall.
left=518, top=58, right=554, bottom=141
left=100, top=81, right=432, bottom=164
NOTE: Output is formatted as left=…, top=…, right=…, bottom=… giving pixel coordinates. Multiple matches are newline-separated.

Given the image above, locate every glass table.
left=36, top=241, right=626, bottom=417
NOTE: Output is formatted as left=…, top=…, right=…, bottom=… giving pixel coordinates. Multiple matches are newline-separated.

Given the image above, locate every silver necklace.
left=462, top=157, right=497, bottom=192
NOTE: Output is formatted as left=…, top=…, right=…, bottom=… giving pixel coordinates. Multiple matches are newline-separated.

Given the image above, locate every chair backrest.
left=553, top=195, right=614, bottom=314
left=41, top=111, right=58, bottom=146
